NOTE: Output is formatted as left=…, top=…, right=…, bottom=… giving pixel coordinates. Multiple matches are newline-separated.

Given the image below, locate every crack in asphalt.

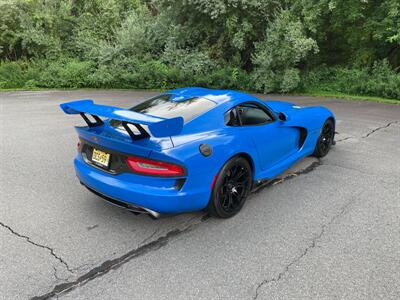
left=335, top=120, right=399, bottom=142
left=362, top=120, right=399, bottom=138
left=52, top=267, right=62, bottom=281
left=252, top=192, right=360, bottom=300
left=52, top=267, right=69, bottom=282
left=138, top=228, right=160, bottom=247
left=0, top=221, right=73, bottom=273
left=31, top=215, right=209, bottom=300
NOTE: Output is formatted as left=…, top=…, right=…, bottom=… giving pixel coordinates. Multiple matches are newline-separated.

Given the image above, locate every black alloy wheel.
left=208, top=156, right=252, bottom=218
left=313, top=119, right=335, bottom=157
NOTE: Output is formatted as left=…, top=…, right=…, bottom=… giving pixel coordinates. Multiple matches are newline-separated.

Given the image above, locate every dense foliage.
left=0, top=0, right=399, bottom=99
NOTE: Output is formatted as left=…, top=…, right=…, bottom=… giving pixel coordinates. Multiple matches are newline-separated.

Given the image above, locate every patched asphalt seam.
left=30, top=215, right=209, bottom=300
left=252, top=191, right=360, bottom=300
left=0, top=221, right=73, bottom=273
left=252, top=160, right=322, bottom=194
left=362, top=120, right=399, bottom=138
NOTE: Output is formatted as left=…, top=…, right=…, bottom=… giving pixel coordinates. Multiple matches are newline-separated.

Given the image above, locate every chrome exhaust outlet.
left=124, top=204, right=161, bottom=219
left=142, top=207, right=161, bottom=219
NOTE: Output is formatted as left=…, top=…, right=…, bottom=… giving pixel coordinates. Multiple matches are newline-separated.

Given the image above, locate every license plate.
left=92, top=149, right=110, bottom=167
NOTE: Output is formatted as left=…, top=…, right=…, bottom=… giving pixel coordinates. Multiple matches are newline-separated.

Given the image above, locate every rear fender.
left=156, top=130, right=260, bottom=198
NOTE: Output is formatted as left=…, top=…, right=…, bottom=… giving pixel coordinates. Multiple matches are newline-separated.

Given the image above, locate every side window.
left=237, top=103, right=273, bottom=125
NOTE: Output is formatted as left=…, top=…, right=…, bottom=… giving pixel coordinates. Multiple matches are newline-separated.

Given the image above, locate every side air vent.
left=298, top=128, right=307, bottom=149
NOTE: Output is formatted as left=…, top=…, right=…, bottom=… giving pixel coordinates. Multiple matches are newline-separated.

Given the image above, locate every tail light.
left=126, top=156, right=185, bottom=177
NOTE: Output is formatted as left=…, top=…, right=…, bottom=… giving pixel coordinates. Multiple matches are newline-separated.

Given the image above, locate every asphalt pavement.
left=0, top=90, right=399, bottom=300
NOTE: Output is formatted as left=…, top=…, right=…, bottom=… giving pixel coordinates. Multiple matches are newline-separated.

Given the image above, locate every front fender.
left=265, top=100, right=334, bottom=132
left=282, top=106, right=334, bottom=132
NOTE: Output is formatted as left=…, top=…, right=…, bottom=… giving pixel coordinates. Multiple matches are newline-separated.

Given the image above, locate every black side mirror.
left=278, top=112, right=287, bottom=121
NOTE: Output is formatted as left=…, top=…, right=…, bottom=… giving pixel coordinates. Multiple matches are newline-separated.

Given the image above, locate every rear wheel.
left=313, top=119, right=334, bottom=158
left=208, top=156, right=252, bottom=218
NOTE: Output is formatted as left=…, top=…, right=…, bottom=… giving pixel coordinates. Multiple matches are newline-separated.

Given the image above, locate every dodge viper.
left=60, top=87, right=335, bottom=218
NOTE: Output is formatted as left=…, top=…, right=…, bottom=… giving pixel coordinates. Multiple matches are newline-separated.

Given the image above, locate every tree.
left=252, top=10, right=318, bottom=92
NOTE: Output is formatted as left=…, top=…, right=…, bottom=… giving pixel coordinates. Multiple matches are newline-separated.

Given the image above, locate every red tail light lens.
left=126, top=156, right=185, bottom=177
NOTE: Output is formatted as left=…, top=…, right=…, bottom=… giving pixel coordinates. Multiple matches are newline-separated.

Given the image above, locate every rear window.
left=128, top=94, right=216, bottom=122
left=109, top=95, right=216, bottom=135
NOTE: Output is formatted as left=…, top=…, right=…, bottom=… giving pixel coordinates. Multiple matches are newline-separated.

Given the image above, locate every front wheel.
left=313, top=119, right=335, bottom=158
left=208, top=156, right=253, bottom=218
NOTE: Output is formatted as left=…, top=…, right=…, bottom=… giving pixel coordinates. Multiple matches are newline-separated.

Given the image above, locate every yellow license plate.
left=92, top=149, right=110, bottom=167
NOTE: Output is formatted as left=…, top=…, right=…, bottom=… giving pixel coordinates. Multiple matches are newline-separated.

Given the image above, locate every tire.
left=208, top=156, right=253, bottom=218
left=313, top=119, right=335, bottom=158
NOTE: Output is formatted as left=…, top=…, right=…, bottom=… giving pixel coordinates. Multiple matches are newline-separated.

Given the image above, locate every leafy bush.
left=0, top=60, right=40, bottom=88
left=161, top=42, right=214, bottom=79
left=251, top=10, right=318, bottom=93
left=301, top=60, right=400, bottom=99
left=0, top=61, right=26, bottom=88
left=196, top=66, right=249, bottom=90
left=2, top=57, right=398, bottom=100
left=37, top=59, right=95, bottom=88
left=0, top=59, right=95, bottom=89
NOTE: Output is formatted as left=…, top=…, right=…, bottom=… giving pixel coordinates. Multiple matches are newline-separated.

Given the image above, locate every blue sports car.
left=61, top=88, right=335, bottom=218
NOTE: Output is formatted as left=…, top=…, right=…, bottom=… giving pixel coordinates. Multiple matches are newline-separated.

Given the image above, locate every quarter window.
left=224, top=108, right=240, bottom=126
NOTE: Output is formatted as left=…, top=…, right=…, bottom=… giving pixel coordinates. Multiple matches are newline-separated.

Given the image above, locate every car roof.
left=163, top=87, right=259, bottom=105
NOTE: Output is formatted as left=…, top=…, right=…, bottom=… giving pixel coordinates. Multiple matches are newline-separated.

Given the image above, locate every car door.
left=226, top=102, right=299, bottom=171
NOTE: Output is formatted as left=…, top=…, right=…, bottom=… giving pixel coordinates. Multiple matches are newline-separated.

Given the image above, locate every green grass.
left=297, top=90, right=400, bottom=104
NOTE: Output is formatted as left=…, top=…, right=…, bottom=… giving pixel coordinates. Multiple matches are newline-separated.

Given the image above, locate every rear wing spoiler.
left=60, top=100, right=184, bottom=140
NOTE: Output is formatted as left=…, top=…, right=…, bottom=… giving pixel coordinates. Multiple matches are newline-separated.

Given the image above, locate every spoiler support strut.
left=80, top=113, right=104, bottom=127
left=121, top=121, right=150, bottom=141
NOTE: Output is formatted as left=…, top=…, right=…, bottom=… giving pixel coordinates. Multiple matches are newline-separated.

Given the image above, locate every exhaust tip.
left=126, top=205, right=161, bottom=219
left=142, top=207, right=161, bottom=219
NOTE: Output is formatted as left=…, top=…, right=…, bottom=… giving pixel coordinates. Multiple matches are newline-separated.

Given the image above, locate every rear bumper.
left=82, top=183, right=161, bottom=218
left=74, top=156, right=210, bottom=214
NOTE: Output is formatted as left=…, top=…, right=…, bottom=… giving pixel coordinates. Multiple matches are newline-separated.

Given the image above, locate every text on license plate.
left=92, top=149, right=110, bottom=167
